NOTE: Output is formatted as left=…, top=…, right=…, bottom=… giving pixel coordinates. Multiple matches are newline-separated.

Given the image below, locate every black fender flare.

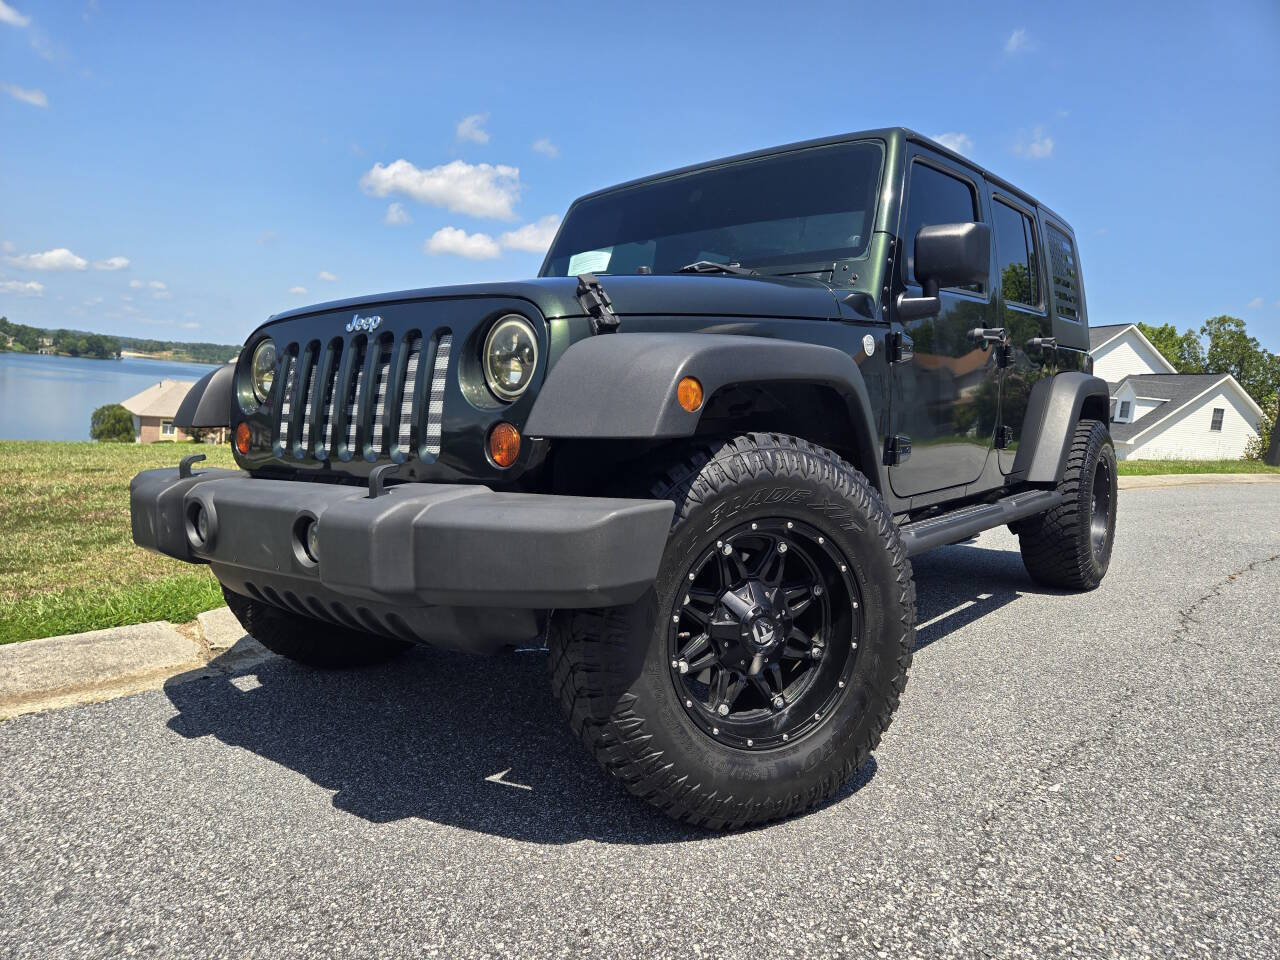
left=1009, top=371, right=1112, bottom=484
left=525, top=333, right=882, bottom=486
left=175, top=363, right=235, bottom=429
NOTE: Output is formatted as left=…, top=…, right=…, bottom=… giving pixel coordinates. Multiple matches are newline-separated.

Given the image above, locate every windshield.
left=541, top=141, right=882, bottom=277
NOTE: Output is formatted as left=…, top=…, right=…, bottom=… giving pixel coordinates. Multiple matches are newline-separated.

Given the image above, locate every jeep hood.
left=268, top=274, right=843, bottom=325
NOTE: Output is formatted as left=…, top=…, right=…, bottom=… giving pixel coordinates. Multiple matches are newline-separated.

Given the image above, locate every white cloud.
left=1246, top=296, right=1264, bottom=309
left=500, top=215, right=561, bottom=254
left=384, top=201, right=411, bottom=226
left=84, top=296, right=103, bottom=306
left=3, top=83, right=47, bottom=107
left=360, top=159, right=521, bottom=220
left=288, top=285, right=307, bottom=295
left=148, top=280, right=166, bottom=290
left=456, top=113, right=490, bottom=144
left=6, top=247, right=87, bottom=270
left=1015, top=127, right=1054, bottom=159
left=932, top=132, right=973, bottom=156
left=0, top=279, right=43, bottom=295
left=128, top=279, right=144, bottom=288
left=317, top=270, right=337, bottom=282
left=0, top=1, right=30, bottom=27
left=93, top=255, right=130, bottom=271
left=1005, top=28, right=1030, bottom=54
left=531, top=137, right=559, bottom=158
left=425, top=226, right=501, bottom=260
left=182, top=321, right=200, bottom=330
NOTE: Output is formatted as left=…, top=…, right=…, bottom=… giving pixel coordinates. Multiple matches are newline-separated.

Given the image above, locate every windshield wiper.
left=676, top=260, right=757, bottom=276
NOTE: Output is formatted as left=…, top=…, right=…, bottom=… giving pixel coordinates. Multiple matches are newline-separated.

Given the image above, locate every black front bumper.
left=130, top=467, right=674, bottom=652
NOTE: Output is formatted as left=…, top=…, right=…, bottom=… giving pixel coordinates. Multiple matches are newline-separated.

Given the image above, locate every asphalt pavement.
left=1, top=484, right=1277, bottom=959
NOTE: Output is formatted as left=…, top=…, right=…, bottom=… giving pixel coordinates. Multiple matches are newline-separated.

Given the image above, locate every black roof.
left=571, top=127, right=1068, bottom=230
left=1111, top=374, right=1229, bottom=442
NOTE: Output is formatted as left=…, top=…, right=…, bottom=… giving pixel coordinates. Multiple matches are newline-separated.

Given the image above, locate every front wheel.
left=549, top=434, right=916, bottom=829
left=1017, top=418, right=1117, bottom=590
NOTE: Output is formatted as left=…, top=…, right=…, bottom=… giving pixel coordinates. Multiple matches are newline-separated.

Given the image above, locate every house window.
left=1118, top=400, right=1131, bottom=421
left=161, top=420, right=176, bottom=437
left=1210, top=408, right=1224, bottom=431
left=993, top=198, right=1041, bottom=308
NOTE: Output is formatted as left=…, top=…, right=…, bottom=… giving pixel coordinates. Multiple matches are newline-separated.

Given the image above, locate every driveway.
left=1, top=484, right=1277, bottom=958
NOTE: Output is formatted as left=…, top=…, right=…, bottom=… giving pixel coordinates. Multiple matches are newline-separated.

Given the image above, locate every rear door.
left=889, top=150, right=1000, bottom=499
left=989, top=190, right=1052, bottom=474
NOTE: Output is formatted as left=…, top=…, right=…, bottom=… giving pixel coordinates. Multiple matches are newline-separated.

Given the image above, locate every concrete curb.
left=0, top=608, right=273, bottom=721
left=1118, top=472, right=1280, bottom=489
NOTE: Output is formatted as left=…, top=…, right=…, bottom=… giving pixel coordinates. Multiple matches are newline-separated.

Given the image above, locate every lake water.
left=0, top=352, right=221, bottom=441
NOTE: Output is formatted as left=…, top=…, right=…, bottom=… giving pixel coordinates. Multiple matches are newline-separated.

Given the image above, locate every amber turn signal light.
left=234, top=422, right=251, bottom=455
left=488, top=421, right=521, bottom=468
left=677, top=376, right=704, bottom=412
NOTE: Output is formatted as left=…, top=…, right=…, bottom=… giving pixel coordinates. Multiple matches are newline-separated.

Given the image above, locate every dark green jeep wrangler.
left=131, top=128, right=1116, bottom=829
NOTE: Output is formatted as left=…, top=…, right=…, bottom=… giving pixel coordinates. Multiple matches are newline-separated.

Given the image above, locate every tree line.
left=0, top=316, right=239, bottom=364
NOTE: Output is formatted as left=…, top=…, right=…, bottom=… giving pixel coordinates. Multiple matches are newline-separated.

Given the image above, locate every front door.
left=889, top=152, right=1000, bottom=499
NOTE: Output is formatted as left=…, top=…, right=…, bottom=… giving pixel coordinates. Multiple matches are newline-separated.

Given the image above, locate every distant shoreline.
left=1, top=349, right=220, bottom=367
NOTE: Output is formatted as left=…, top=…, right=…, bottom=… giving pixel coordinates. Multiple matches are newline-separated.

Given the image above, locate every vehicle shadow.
left=164, top=642, right=879, bottom=844
left=161, top=539, right=1037, bottom=843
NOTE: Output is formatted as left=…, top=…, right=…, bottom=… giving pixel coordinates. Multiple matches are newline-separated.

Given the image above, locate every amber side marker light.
left=235, top=422, right=251, bottom=455
left=488, top=422, right=521, bottom=468
left=677, top=376, right=704, bottom=412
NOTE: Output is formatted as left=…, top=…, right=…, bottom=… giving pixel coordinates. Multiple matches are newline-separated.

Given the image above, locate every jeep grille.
left=270, top=329, right=452, bottom=464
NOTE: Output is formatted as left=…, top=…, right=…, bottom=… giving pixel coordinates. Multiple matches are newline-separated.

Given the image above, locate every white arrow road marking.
left=484, top=768, right=533, bottom=791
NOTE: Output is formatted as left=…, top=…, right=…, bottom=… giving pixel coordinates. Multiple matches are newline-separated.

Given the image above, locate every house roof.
left=119, top=379, right=194, bottom=419
left=1110, top=374, right=1237, bottom=442
left=1088, top=324, right=1133, bottom=350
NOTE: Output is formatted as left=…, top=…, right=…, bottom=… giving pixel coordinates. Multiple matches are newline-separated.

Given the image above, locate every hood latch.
left=576, top=273, right=620, bottom=335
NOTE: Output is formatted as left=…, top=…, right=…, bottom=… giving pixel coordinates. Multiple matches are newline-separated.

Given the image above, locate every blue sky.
left=2, top=0, right=1278, bottom=350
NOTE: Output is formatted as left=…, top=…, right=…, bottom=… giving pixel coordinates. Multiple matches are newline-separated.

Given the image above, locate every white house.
left=1088, top=324, right=1263, bottom=460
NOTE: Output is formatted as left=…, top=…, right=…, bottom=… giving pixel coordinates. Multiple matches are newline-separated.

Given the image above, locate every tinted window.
left=1046, top=224, right=1082, bottom=321
left=993, top=198, right=1041, bottom=308
left=1211, top=408, right=1224, bottom=431
left=542, top=142, right=883, bottom=276
left=902, top=161, right=981, bottom=291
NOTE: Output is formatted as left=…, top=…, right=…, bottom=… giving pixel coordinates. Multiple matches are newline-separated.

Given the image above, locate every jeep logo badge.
left=346, top=313, right=382, bottom=333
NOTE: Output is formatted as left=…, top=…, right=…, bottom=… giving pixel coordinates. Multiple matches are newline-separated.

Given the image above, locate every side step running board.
left=898, top=489, right=1065, bottom=558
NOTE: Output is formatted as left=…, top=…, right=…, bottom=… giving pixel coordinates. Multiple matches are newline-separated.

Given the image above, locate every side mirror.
left=914, top=221, right=990, bottom=297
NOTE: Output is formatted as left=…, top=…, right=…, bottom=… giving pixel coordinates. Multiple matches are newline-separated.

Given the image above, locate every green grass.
left=1116, top=458, right=1280, bottom=476
left=0, top=441, right=239, bottom=644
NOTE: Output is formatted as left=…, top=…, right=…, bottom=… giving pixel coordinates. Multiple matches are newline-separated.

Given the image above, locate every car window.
left=902, top=161, right=981, bottom=292
left=993, top=198, right=1041, bottom=308
left=1045, top=223, right=1082, bottom=321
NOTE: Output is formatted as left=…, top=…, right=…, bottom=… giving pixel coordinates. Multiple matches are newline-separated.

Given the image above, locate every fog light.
left=677, top=376, right=703, bottom=412
left=235, top=422, right=251, bottom=455
left=303, top=519, right=320, bottom=563
left=488, top=422, right=521, bottom=468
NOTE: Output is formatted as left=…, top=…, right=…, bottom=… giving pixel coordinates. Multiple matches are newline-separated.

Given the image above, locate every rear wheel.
left=1017, top=419, right=1117, bottom=590
left=549, top=433, right=916, bottom=829
left=221, top=585, right=412, bottom=668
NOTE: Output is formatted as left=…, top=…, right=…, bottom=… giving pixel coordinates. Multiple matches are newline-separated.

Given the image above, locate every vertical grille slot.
left=368, top=338, right=394, bottom=457
left=422, top=332, right=451, bottom=459
left=315, top=342, right=342, bottom=459
left=397, top=334, right=422, bottom=453
left=275, top=348, right=298, bottom=450
left=295, top=348, right=318, bottom=458
left=344, top=339, right=367, bottom=454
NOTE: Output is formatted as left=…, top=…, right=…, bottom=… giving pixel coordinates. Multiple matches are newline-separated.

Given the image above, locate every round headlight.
left=482, top=315, right=538, bottom=401
left=251, top=339, right=277, bottom=404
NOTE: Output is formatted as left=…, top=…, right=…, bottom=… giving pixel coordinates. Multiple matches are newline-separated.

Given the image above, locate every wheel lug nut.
left=786, top=522, right=794, bottom=530
left=782, top=733, right=790, bottom=741
left=772, top=695, right=785, bottom=710
left=686, top=699, right=693, bottom=708
left=671, top=659, right=679, bottom=669
left=689, top=572, right=696, bottom=581
left=811, top=648, right=822, bottom=660
left=717, top=703, right=729, bottom=717
left=817, top=536, right=824, bottom=545
left=722, top=544, right=733, bottom=556
left=840, top=564, right=847, bottom=572
left=672, top=614, right=680, bottom=623
left=678, top=660, right=689, bottom=674
left=712, top=727, right=720, bottom=735
left=838, top=680, right=846, bottom=688
left=751, top=522, right=758, bottom=530
left=814, top=586, right=823, bottom=597
left=778, top=543, right=788, bottom=554
left=746, top=739, right=754, bottom=747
